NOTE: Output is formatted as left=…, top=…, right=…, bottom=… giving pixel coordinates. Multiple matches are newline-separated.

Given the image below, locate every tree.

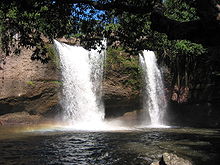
left=0, top=0, right=219, bottom=63
left=151, top=0, right=220, bottom=47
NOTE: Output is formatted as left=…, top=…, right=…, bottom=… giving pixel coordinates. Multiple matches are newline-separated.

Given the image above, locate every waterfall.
left=54, top=40, right=106, bottom=129
left=139, top=50, right=167, bottom=126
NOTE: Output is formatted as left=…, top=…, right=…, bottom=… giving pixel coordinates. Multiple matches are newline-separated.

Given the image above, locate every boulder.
left=151, top=153, right=192, bottom=165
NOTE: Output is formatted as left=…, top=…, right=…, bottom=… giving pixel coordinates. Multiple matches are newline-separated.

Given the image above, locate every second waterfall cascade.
left=139, top=50, right=167, bottom=126
left=54, top=40, right=106, bottom=129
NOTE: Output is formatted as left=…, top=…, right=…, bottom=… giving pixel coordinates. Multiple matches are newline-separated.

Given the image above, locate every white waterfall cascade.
left=139, top=50, right=167, bottom=127
left=54, top=40, right=106, bottom=130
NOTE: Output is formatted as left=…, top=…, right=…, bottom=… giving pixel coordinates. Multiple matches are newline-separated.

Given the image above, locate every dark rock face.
left=103, top=79, right=140, bottom=118
left=0, top=111, right=43, bottom=125
left=0, top=82, right=61, bottom=115
left=166, top=101, right=220, bottom=128
left=166, top=72, right=220, bottom=128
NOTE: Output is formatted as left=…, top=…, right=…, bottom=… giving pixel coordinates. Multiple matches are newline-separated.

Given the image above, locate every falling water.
left=139, top=50, right=167, bottom=126
left=54, top=40, right=106, bottom=129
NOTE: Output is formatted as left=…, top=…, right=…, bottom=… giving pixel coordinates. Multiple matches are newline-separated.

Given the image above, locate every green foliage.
left=164, top=0, right=199, bottom=22
left=106, top=47, right=139, bottom=71
left=70, top=33, right=84, bottom=38
left=50, top=80, right=62, bottom=85
left=0, top=0, right=106, bottom=62
left=162, top=0, right=206, bottom=56
left=104, top=23, right=120, bottom=32
left=45, top=44, right=60, bottom=68
left=41, top=80, right=62, bottom=85
left=106, top=47, right=141, bottom=90
left=26, top=81, right=35, bottom=86
left=0, top=0, right=206, bottom=60
left=174, top=40, right=206, bottom=55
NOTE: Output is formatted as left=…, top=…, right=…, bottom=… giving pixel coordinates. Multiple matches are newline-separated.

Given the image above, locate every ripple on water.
left=0, top=125, right=220, bottom=165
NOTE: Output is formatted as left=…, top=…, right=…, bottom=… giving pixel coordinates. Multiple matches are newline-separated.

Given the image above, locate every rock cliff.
left=0, top=46, right=140, bottom=124
left=1, top=44, right=219, bottom=127
left=0, top=48, right=61, bottom=124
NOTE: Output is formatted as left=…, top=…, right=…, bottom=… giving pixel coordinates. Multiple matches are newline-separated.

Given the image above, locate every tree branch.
left=66, top=0, right=156, bottom=14
left=151, top=0, right=220, bottom=47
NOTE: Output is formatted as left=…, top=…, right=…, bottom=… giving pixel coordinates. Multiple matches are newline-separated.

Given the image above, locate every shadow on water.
left=0, top=126, right=220, bottom=165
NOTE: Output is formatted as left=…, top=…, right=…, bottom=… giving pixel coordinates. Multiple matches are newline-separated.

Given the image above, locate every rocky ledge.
left=0, top=111, right=43, bottom=125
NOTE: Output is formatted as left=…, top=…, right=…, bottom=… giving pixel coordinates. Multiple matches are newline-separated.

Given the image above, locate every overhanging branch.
left=66, top=0, right=156, bottom=14
left=150, top=0, right=220, bottom=47
left=150, top=9, right=220, bottom=47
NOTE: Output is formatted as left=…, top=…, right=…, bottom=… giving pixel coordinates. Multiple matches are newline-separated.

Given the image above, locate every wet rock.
left=0, top=48, right=61, bottom=117
left=168, top=102, right=220, bottom=128
left=103, top=79, right=140, bottom=118
left=151, top=153, right=192, bottom=165
left=162, top=153, right=192, bottom=165
left=57, top=37, right=80, bottom=45
left=150, top=161, right=159, bottom=165
left=0, top=111, right=44, bottom=125
left=114, top=110, right=140, bottom=126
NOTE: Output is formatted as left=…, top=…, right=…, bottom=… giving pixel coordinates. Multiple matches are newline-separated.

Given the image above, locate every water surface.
left=0, top=125, right=219, bottom=165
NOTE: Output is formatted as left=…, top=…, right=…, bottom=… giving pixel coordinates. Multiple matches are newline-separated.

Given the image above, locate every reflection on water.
left=0, top=126, right=220, bottom=165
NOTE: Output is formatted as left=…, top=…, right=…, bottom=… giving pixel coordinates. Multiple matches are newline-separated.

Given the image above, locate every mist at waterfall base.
left=53, top=40, right=169, bottom=131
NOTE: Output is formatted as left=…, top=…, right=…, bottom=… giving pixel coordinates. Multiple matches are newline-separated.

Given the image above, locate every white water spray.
left=139, top=50, right=167, bottom=126
left=54, top=40, right=168, bottom=130
left=54, top=40, right=106, bottom=129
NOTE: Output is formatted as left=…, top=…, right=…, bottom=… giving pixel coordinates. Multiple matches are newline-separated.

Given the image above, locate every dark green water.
left=0, top=126, right=220, bottom=165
